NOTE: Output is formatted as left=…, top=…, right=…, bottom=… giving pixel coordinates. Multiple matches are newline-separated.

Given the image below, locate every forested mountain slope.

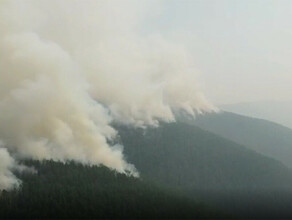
left=2, top=121, right=292, bottom=218
left=0, top=160, right=220, bottom=219
left=117, top=122, right=292, bottom=190
left=117, top=122, right=292, bottom=218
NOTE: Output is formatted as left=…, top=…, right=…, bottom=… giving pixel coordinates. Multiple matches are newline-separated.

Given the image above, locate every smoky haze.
left=0, top=0, right=216, bottom=190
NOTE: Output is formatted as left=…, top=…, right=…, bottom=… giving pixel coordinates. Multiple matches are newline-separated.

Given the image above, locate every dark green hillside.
left=2, top=120, right=292, bottom=218
left=0, top=160, right=220, bottom=219
left=117, top=122, right=292, bottom=190
left=117, top=122, right=292, bottom=218
left=193, top=112, right=292, bottom=168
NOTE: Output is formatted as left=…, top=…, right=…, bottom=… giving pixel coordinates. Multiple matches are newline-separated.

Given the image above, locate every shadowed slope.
left=194, top=112, right=292, bottom=168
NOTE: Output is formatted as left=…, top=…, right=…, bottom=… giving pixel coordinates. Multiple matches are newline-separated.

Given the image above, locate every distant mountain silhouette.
left=221, top=100, right=292, bottom=129
left=194, top=111, right=292, bottom=168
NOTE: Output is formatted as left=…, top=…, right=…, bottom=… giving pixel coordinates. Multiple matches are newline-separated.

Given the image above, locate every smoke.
left=0, top=0, right=217, bottom=190
left=0, top=147, right=21, bottom=191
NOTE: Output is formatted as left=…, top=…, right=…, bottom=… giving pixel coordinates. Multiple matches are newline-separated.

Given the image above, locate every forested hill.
left=0, top=160, right=221, bottom=219
left=193, top=112, right=292, bottom=168
left=116, top=122, right=292, bottom=218
left=2, top=121, right=292, bottom=218
left=117, top=122, right=292, bottom=191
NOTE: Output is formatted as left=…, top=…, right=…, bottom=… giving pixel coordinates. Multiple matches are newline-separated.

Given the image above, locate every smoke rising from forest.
left=0, top=0, right=216, bottom=190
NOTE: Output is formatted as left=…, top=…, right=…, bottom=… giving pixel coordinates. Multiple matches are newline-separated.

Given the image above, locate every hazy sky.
left=143, top=0, right=292, bottom=104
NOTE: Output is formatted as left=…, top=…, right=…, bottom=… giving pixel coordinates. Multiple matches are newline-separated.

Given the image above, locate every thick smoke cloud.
left=0, top=148, right=20, bottom=191
left=0, top=0, right=217, bottom=190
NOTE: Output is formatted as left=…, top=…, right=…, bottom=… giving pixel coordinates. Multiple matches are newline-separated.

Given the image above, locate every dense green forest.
left=116, top=122, right=292, bottom=218
left=1, top=121, right=292, bottom=218
left=193, top=112, right=292, bottom=168
left=117, top=122, right=292, bottom=190
left=0, top=160, right=222, bottom=219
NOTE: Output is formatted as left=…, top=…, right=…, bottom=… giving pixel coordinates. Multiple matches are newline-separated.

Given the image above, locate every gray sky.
left=143, top=0, right=292, bottom=105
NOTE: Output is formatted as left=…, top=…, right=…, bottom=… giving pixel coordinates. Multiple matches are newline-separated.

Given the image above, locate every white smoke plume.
left=0, top=0, right=217, bottom=190
left=0, top=147, right=21, bottom=191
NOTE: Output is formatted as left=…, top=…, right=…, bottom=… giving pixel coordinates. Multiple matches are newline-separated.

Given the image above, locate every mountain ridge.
left=221, top=101, right=292, bottom=129
left=193, top=111, right=292, bottom=168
